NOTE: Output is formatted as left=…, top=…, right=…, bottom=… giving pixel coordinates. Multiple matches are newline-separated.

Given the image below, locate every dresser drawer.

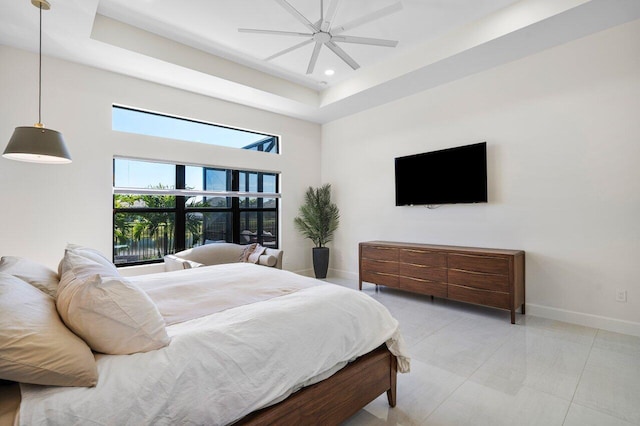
left=448, top=269, right=509, bottom=292
left=448, top=253, right=509, bottom=275
left=361, top=258, right=398, bottom=275
left=361, top=271, right=399, bottom=288
left=399, top=249, right=446, bottom=267
left=359, top=242, right=524, bottom=324
left=398, top=276, right=447, bottom=297
left=447, top=284, right=510, bottom=309
left=361, top=245, right=398, bottom=262
left=399, top=263, right=447, bottom=282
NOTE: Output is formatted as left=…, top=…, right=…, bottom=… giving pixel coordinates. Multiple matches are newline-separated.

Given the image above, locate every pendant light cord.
left=38, top=3, right=42, bottom=125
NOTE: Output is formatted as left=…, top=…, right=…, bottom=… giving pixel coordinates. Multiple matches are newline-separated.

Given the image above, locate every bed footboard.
left=236, top=345, right=397, bottom=425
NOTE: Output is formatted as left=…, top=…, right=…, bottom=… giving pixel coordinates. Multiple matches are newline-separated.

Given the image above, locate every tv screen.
left=395, top=142, right=487, bottom=206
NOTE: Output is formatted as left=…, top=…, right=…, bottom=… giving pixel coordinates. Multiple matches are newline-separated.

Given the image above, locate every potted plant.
left=294, top=184, right=340, bottom=278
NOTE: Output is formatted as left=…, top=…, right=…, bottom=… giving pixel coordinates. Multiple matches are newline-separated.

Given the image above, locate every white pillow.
left=247, top=244, right=267, bottom=264
left=164, top=255, right=203, bottom=272
left=239, top=243, right=257, bottom=262
left=0, top=256, right=59, bottom=297
left=257, top=254, right=278, bottom=267
left=0, top=273, right=97, bottom=387
left=58, top=244, right=118, bottom=277
left=56, top=251, right=119, bottom=295
left=57, top=271, right=170, bottom=355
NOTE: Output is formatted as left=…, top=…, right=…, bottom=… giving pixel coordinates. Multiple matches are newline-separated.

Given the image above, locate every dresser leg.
left=521, top=304, right=525, bottom=315
left=511, top=310, right=516, bottom=324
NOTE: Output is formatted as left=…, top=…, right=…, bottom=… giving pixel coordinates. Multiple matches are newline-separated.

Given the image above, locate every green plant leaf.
left=293, top=184, right=340, bottom=247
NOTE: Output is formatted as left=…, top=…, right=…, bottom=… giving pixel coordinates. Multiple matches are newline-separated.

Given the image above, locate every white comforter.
left=20, top=264, right=409, bottom=426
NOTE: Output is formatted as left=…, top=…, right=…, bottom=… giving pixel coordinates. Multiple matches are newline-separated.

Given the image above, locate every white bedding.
left=19, top=264, right=409, bottom=426
left=129, top=263, right=318, bottom=325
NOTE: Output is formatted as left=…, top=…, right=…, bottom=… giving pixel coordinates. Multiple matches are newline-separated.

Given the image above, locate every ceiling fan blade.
left=321, top=0, right=341, bottom=32
left=306, top=41, right=323, bottom=74
left=331, top=35, right=398, bottom=47
left=239, top=28, right=312, bottom=37
left=325, top=41, right=359, bottom=70
left=332, top=1, right=403, bottom=35
left=273, top=0, right=318, bottom=32
left=265, top=39, right=314, bottom=61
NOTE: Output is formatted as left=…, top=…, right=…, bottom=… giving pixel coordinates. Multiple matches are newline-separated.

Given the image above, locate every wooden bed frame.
left=2, top=346, right=397, bottom=426
left=237, top=345, right=397, bottom=425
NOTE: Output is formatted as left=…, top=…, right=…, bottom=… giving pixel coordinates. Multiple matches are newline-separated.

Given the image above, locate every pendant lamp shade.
left=2, top=0, right=72, bottom=164
left=3, top=126, right=71, bottom=164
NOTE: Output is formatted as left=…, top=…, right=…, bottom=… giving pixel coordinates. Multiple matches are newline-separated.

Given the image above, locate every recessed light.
left=324, top=69, right=335, bottom=76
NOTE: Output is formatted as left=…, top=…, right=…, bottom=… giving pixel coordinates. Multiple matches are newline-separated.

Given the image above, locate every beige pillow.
left=0, top=273, right=97, bottom=387
left=0, top=256, right=59, bottom=297
left=164, top=255, right=203, bottom=272
left=57, top=270, right=170, bottom=355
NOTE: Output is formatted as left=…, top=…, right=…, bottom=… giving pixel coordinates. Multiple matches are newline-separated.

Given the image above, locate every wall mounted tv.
left=395, top=142, right=487, bottom=206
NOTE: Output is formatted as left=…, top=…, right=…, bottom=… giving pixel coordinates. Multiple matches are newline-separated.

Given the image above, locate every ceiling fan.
left=239, top=0, right=403, bottom=75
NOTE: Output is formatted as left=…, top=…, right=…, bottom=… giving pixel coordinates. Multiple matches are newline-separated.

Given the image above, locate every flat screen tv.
left=395, top=142, right=487, bottom=206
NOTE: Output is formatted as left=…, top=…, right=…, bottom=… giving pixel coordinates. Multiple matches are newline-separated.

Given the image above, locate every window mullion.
left=175, top=165, right=186, bottom=252
left=257, top=172, right=264, bottom=245
left=231, top=170, right=240, bottom=245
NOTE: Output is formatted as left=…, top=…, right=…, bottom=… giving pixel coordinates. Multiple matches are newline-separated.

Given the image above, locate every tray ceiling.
left=1, top=0, right=639, bottom=123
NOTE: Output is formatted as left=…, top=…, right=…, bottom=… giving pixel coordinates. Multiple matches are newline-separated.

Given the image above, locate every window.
left=113, top=158, right=279, bottom=266
left=112, top=105, right=279, bottom=154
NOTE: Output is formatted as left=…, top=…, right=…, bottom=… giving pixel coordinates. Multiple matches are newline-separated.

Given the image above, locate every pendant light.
left=2, top=0, right=71, bottom=164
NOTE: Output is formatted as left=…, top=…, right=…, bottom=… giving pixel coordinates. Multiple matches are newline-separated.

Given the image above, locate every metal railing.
left=114, top=223, right=175, bottom=264
left=114, top=217, right=277, bottom=264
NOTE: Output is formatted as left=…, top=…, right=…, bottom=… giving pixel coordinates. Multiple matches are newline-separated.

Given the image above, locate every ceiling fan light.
left=243, top=0, right=400, bottom=74
left=3, top=126, right=72, bottom=164
left=324, top=69, right=335, bottom=76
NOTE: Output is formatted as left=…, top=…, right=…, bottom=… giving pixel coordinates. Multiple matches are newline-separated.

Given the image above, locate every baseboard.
left=292, top=268, right=314, bottom=277
left=295, top=269, right=356, bottom=280
left=327, top=269, right=640, bottom=338
left=327, top=268, right=359, bottom=280
left=527, top=303, right=640, bottom=337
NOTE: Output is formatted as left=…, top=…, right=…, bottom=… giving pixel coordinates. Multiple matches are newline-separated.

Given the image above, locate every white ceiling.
left=96, top=0, right=522, bottom=87
left=1, top=0, right=639, bottom=123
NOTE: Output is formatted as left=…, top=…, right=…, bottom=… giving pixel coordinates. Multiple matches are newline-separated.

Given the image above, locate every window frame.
left=113, top=160, right=279, bottom=267
left=112, top=105, right=280, bottom=154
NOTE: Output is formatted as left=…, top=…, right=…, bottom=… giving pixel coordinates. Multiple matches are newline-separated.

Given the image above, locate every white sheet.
left=129, top=263, right=317, bottom=325
left=20, top=280, right=409, bottom=425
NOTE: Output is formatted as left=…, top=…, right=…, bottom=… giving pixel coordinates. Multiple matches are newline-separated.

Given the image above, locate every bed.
left=0, top=247, right=409, bottom=426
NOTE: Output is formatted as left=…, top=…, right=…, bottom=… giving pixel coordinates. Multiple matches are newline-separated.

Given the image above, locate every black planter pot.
left=312, top=247, right=330, bottom=279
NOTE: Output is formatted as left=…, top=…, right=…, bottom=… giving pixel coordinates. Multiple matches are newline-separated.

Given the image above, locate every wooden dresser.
left=359, top=241, right=525, bottom=323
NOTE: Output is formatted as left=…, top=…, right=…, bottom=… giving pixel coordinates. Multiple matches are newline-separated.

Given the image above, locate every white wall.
left=321, top=20, right=640, bottom=336
left=0, top=45, right=321, bottom=273
left=2, top=17, right=639, bottom=336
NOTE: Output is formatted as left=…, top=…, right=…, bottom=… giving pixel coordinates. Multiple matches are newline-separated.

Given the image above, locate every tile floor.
left=329, top=278, right=640, bottom=426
